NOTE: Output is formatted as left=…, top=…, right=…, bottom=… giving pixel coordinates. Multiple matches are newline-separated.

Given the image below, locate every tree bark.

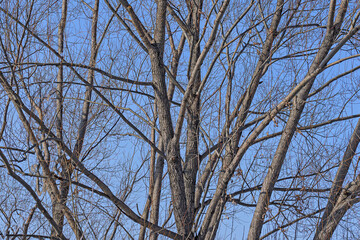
left=314, top=117, right=360, bottom=239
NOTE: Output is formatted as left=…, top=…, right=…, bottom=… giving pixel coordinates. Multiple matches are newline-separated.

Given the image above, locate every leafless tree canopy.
left=1, top=0, right=360, bottom=239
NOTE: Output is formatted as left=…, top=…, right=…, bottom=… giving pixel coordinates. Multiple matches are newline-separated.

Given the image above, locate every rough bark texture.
left=149, top=0, right=190, bottom=236
left=183, top=1, right=202, bottom=237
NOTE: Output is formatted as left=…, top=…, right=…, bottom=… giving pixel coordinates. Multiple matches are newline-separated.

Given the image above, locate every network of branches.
left=0, top=0, right=360, bottom=239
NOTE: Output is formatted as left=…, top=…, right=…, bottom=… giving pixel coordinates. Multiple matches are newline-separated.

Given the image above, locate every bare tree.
left=1, top=0, right=360, bottom=239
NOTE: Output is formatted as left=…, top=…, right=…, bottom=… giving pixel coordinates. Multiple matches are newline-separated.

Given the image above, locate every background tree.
left=0, top=0, right=360, bottom=239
